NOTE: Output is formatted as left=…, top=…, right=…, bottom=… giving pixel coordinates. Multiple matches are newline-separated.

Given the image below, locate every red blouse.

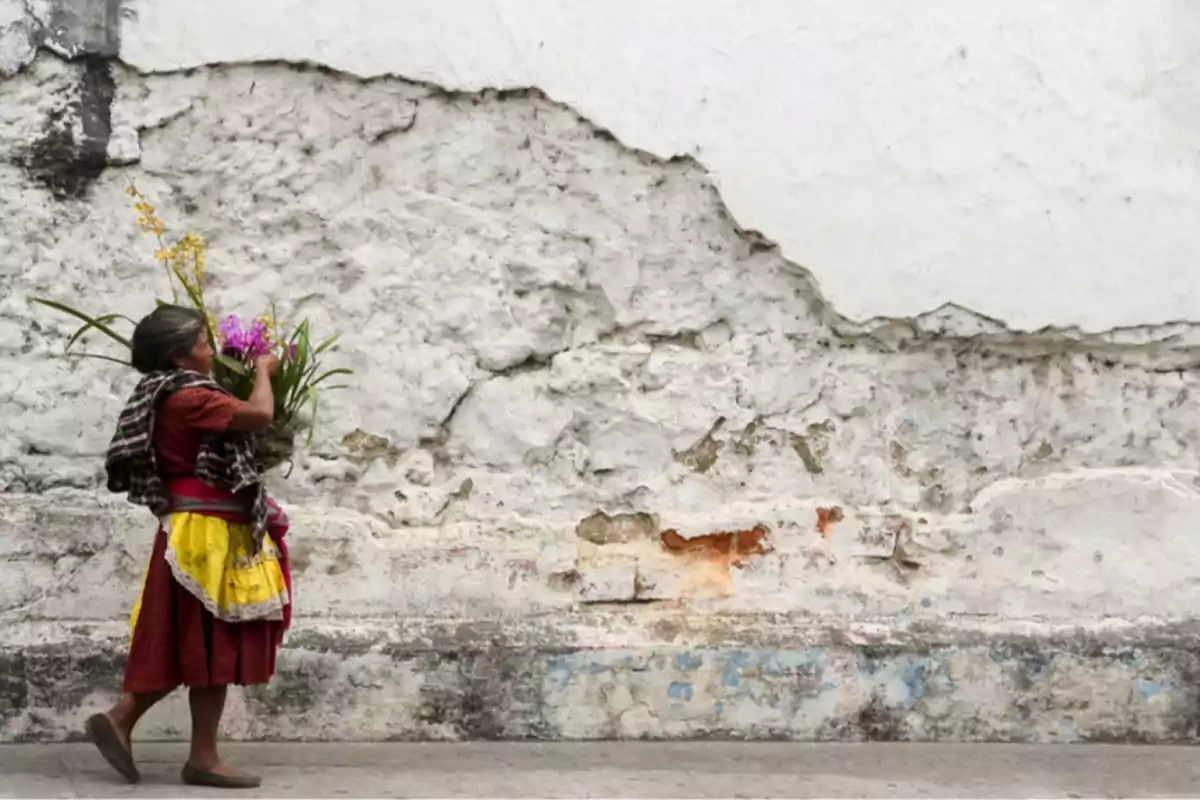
left=154, top=388, right=242, bottom=478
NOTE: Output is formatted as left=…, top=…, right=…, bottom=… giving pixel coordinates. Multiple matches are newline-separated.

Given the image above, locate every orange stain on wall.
left=659, top=525, right=772, bottom=596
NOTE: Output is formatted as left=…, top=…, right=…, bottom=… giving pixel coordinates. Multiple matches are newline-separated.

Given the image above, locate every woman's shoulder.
left=160, top=386, right=242, bottom=431
left=163, top=386, right=226, bottom=409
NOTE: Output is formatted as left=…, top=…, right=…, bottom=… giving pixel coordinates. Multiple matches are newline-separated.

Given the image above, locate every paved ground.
left=2, top=742, right=1198, bottom=798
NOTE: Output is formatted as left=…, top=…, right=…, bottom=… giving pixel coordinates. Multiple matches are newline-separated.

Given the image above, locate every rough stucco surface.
left=8, top=0, right=1200, bottom=330
left=3, top=9, right=1200, bottom=742
left=98, top=0, right=1200, bottom=331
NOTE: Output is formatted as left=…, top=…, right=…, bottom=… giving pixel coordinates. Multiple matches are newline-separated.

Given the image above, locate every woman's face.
left=174, top=329, right=215, bottom=375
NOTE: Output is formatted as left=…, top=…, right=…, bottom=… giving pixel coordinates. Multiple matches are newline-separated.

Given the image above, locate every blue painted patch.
left=900, top=660, right=928, bottom=701
left=545, top=657, right=573, bottom=690
left=765, top=648, right=827, bottom=675
left=858, top=654, right=883, bottom=676
left=1138, top=678, right=1166, bottom=700
left=675, top=651, right=704, bottom=671
left=714, top=700, right=725, bottom=716
left=928, top=653, right=955, bottom=692
left=727, top=650, right=753, bottom=668
left=719, top=650, right=753, bottom=688
left=668, top=681, right=694, bottom=701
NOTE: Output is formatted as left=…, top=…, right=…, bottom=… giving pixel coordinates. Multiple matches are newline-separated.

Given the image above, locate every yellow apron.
left=130, top=511, right=289, bottom=634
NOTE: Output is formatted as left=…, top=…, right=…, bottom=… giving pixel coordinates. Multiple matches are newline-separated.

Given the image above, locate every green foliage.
left=30, top=186, right=352, bottom=471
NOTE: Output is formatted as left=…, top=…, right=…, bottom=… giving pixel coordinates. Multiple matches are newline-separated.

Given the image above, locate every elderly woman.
left=85, top=304, right=292, bottom=789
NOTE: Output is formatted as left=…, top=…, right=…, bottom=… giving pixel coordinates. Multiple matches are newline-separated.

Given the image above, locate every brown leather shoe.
left=84, top=713, right=139, bottom=784
left=181, top=762, right=263, bottom=789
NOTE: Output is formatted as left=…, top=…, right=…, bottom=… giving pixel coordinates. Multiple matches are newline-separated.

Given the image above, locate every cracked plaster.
left=116, top=0, right=1200, bottom=331
left=9, top=1, right=1200, bottom=329
left=3, top=3, right=1200, bottom=742
left=3, top=52, right=1199, bottom=616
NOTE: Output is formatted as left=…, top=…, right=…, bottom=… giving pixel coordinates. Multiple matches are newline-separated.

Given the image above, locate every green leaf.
left=314, top=333, right=341, bottom=355
left=179, top=275, right=203, bottom=309
left=287, top=323, right=312, bottom=409
left=311, top=368, right=353, bottom=387
left=72, top=352, right=132, bottom=366
left=65, top=312, right=134, bottom=352
left=30, top=298, right=132, bottom=349
left=214, top=353, right=250, bottom=376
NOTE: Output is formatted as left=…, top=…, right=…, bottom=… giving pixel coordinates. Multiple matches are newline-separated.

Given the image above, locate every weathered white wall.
left=118, top=0, right=1200, bottom=332
left=6, top=0, right=1200, bottom=329
left=3, top=0, right=1200, bottom=743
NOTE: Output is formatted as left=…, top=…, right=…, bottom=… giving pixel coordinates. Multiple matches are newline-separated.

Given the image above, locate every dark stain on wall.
left=5, top=629, right=1200, bottom=743
left=413, top=647, right=559, bottom=740
left=0, top=644, right=124, bottom=742
left=853, top=695, right=910, bottom=742
left=20, top=57, right=116, bottom=200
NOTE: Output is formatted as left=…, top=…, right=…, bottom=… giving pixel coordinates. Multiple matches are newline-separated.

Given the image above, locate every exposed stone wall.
left=3, top=9, right=1200, bottom=742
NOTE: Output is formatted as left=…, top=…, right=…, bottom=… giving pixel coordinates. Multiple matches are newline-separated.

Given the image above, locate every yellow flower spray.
left=125, top=184, right=209, bottom=305
left=32, top=184, right=353, bottom=471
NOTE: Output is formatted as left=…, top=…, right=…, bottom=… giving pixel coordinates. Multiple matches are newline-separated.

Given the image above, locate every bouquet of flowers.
left=32, top=185, right=351, bottom=471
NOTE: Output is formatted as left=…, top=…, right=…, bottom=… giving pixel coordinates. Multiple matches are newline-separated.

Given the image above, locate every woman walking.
left=86, top=304, right=292, bottom=789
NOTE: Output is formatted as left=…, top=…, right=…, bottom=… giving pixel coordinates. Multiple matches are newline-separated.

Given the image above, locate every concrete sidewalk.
left=2, top=742, right=1198, bottom=798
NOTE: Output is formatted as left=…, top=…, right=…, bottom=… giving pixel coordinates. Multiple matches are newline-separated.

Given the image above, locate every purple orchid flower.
left=217, top=314, right=273, bottom=360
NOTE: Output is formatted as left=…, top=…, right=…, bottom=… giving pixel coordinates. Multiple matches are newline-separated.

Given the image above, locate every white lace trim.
left=160, top=516, right=288, bottom=624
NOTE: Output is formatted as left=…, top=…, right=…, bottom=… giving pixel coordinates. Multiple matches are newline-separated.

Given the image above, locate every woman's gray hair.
left=130, top=304, right=206, bottom=375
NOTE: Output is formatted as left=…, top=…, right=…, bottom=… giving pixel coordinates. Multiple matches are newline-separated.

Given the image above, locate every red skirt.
left=123, top=529, right=285, bottom=693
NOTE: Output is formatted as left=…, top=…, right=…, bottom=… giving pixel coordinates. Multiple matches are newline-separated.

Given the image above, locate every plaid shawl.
left=105, top=369, right=269, bottom=550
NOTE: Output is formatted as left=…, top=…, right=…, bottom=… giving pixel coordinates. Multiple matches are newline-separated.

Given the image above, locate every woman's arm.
left=228, top=355, right=280, bottom=432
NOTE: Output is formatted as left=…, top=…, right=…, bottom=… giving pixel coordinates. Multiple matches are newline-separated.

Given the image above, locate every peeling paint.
left=576, top=512, right=657, bottom=546
left=673, top=418, right=724, bottom=474
left=97, top=0, right=1200, bottom=330
left=816, top=507, right=843, bottom=539
left=340, top=429, right=399, bottom=465
left=790, top=432, right=823, bottom=475
left=5, top=7, right=1200, bottom=745
left=659, top=526, right=770, bottom=561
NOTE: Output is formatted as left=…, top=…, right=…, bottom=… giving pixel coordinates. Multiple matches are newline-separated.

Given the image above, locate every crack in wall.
left=4, top=3, right=1200, bottom=345
left=2, top=20, right=1198, bottom=725
left=4, top=51, right=1200, bottom=536
left=9, top=48, right=1200, bottom=352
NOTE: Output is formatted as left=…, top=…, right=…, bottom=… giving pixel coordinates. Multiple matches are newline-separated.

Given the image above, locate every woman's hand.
left=230, top=354, right=280, bottom=432
left=254, top=354, right=281, bottom=377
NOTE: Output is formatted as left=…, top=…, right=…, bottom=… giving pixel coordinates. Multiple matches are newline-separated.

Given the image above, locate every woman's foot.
left=182, top=760, right=262, bottom=789
left=84, top=712, right=139, bottom=784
